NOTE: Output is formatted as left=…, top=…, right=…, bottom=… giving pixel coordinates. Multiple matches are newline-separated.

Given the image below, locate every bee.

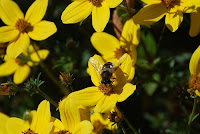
left=101, top=62, right=114, bottom=85
left=89, top=57, right=121, bottom=86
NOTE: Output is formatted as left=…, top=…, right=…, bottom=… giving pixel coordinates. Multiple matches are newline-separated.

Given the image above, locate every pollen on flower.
left=15, top=19, right=33, bottom=33
left=188, top=75, right=200, bottom=93
left=89, top=0, right=103, bottom=6
left=58, top=130, right=72, bottom=134
left=22, top=128, right=37, bottom=134
left=98, top=83, right=113, bottom=95
left=93, top=120, right=104, bottom=134
left=114, top=46, right=128, bottom=59
left=161, top=0, right=179, bottom=8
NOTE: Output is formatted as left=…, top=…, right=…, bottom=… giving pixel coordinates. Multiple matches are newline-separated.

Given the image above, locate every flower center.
left=161, top=0, right=179, bottom=8
left=89, top=0, right=103, bottom=6
left=22, top=128, right=37, bottom=134
left=15, top=19, right=33, bottom=33
left=114, top=46, right=128, bottom=59
left=93, top=120, right=104, bottom=134
left=188, top=75, right=200, bottom=93
left=58, top=130, right=71, bottom=134
left=98, top=83, right=113, bottom=95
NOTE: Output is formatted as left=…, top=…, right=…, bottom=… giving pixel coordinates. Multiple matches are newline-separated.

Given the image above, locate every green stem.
left=37, top=87, right=58, bottom=108
left=124, top=116, right=139, bottom=134
left=32, top=43, right=70, bottom=95
left=185, top=96, right=198, bottom=134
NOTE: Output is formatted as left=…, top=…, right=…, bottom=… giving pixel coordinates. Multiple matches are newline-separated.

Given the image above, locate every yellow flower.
left=53, top=98, right=93, bottom=134
left=189, top=6, right=200, bottom=37
left=91, top=112, right=118, bottom=134
left=90, top=19, right=139, bottom=81
left=0, top=45, right=49, bottom=84
left=0, top=0, right=57, bottom=58
left=133, top=0, right=198, bottom=32
left=5, top=100, right=53, bottom=134
left=65, top=54, right=136, bottom=113
left=188, top=45, right=200, bottom=96
left=61, top=0, right=122, bottom=32
left=0, top=112, right=9, bottom=134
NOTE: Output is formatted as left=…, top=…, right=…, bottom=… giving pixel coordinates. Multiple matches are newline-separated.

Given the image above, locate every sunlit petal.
left=189, top=45, right=200, bottom=75
left=28, top=21, right=57, bottom=41
left=0, top=26, right=19, bottom=43
left=105, top=0, right=122, bottom=8
left=0, top=59, right=18, bottom=77
left=117, top=83, right=136, bottom=102
left=13, top=65, right=30, bottom=84
left=61, top=1, right=93, bottom=24
left=25, top=0, right=48, bottom=25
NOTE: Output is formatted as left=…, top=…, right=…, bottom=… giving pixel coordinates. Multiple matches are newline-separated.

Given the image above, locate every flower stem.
left=124, top=116, right=139, bottom=134
left=32, top=43, right=70, bottom=95
left=37, top=87, right=58, bottom=107
left=185, top=96, right=198, bottom=134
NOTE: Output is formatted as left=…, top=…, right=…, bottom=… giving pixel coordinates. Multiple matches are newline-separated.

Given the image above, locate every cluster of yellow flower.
left=0, top=0, right=200, bottom=133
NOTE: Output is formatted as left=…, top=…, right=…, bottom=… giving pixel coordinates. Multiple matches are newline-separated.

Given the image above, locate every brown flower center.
left=189, top=75, right=200, bottom=92
left=89, top=0, right=103, bottom=6
left=161, top=0, right=179, bottom=8
left=114, top=46, right=128, bottom=59
left=22, top=128, right=37, bottom=134
left=93, top=120, right=104, bottom=134
left=15, top=19, right=33, bottom=33
left=57, top=130, right=71, bottom=134
left=98, top=83, right=113, bottom=95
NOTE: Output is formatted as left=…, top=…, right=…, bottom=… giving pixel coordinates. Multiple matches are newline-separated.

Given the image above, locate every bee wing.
left=89, top=57, right=103, bottom=75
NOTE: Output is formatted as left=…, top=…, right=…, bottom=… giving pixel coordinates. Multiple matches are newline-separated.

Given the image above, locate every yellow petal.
left=30, top=100, right=51, bottom=134
left=92, top=1, right=110, bottom=32
left=128, top=66, right=135, bottom=81
left=53, top=119, right=65, bottom=132
left=0, top=113, right=9, bottom=134
left=28, top=21, right=57, bottom=41
left=73, top=120, right=94, bottom=134
left=7, top=33, right=30, bottom=59
left=120, top=19, right=140, bottom=46
left=25, top=0, right=48, bottom=25
left=0, top=0, right=24, bottom=26
left=189, top=10, right=200, bottom=37
left=0, top=59, right=18, bottom=77
left=67, top=86, right=103, bottom=107
left=6, top=117, right=29, bottom=134
left=117, top=83, right=136, bottom=102
left=61, top=1, right=93, bottom=24
left=91, top=32, right=120, bottom=59
left=165, top=11, right=183, bottom=32
left=189, top=45, right=200, bottom=75
left=13, top=65, right=30, bottom=84
left=59, top=97, right=80, bottom=131
left=105, top=0, right=122, bottom=8
left=88, top=55, right=105, bottom=86
left=195, top=90, right=200, bottom=96
left=30, top=49, right=49, bottom=63
left=0, top=26, right=19, bottom=43
left=94, top=95, right=118, bottom=113
left=142, top=0, right=161, bottom=4
left=133, top=3, right=167, bottom=26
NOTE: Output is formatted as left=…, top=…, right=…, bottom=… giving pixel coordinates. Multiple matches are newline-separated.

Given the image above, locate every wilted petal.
left=28, top=21, right=57, bottom=41
left=0, top=0, right=24, bottom=26
left=25, top=0, right=48, bottom=25
left=92, top=1, right=110, bottom=32
left=0, top=26, right=19, bottom=43
left=61, top=1, right=93, bottom=24
left=7, top=33, right=30, bottom=59
left=13, top=65, right=30, bottom=84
